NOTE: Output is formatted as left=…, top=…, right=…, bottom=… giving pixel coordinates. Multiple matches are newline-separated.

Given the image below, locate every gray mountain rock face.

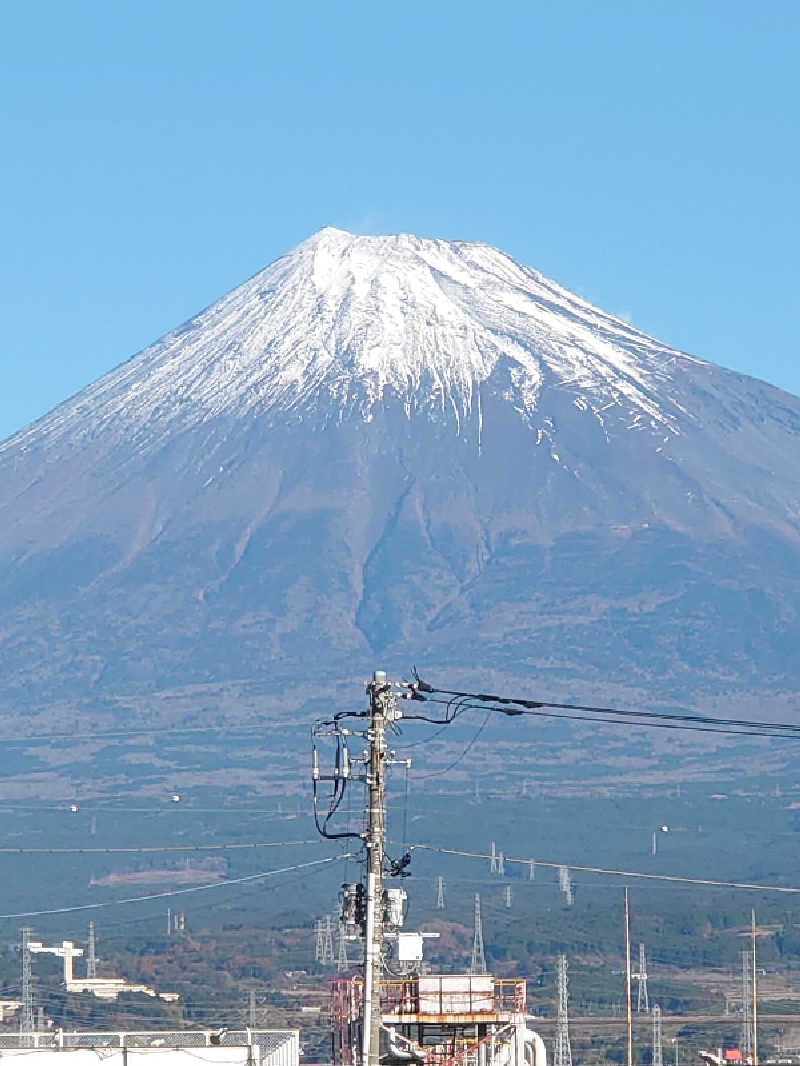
left=1, top=228, right=799, bottom=723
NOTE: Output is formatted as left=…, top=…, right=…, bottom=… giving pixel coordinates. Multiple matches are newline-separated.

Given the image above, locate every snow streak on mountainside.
left=3, top=228, right=704, bottom=458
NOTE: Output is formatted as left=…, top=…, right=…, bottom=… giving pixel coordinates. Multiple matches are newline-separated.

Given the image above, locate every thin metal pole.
left=625, top=889, right=633, bottom=1066
left=752, top=908, right=758, bottom=1066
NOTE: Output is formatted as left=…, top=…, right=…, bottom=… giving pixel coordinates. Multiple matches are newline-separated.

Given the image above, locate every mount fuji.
left=1, top=228, right=799, bottom=738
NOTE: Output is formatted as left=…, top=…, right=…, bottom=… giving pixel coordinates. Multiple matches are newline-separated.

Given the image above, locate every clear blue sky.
left=1, top=1, right=798, bottom=441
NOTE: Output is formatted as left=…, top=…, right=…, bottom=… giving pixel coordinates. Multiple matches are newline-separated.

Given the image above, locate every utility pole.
left=624, top=890, right=633, bottom=1066
left=504, top=885, right=512, bottom=909
left=554, top=954, right=572, bottom=1066
left=752, top=909, right=759, bottom=1066
left=20, top=927, right=34, bottom=1046
left=87, top=921, right=97, bottom=979
left=529, top=860, right=536, bottom=881
left=362, top=671, right=392, bottom=1066
left=637, top=942, right=650, bottom=1012
left=470, top=894, right=486, bottom=974
left=249, top=989, right=256, bottom=1028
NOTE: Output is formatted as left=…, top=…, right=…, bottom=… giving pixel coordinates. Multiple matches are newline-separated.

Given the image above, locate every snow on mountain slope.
left=1, top=228, right=800, bottom=724
left=2, top=228, right=705, bottom=458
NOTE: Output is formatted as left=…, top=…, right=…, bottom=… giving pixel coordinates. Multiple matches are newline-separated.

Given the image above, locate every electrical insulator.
left=383, top=887, right=407, bottom=929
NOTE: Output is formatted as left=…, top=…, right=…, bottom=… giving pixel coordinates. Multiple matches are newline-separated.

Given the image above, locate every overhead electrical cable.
left=400, top=674, right=800, bottom=741
left=0, top=839, right=318, bottom=855
left=413, top=713, right=492, bottom=779
left=412, top=844, right=800, bottom=895
left=0, top=852, right=351, bottom=920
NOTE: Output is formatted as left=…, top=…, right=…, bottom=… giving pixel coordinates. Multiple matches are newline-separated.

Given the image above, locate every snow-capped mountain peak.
left=3, top=228, right=705, bottom=456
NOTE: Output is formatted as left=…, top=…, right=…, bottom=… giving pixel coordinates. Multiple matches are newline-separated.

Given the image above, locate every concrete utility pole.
left=624, top=890, right=633, bottom=1066
left=635, top=942, right=649, bottom=1013
left=752, top=909, right=759, bottom=1066
left=362, top=671, right=392, bottom=1066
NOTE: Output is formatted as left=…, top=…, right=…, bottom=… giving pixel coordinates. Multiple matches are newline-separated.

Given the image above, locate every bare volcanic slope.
left=1, top=228, right=799, bottom=723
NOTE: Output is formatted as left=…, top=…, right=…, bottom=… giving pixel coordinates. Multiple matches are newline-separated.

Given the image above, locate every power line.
left=403, top=674, right=800, bottom=742
left=413, top=713, right=491, bottom=779
left=0, top=722, right=289, bottom=748
left=0, top=840, right=318, bottom=855
left=0, top=853, right=352, bottom=919
left=411, top=844, right=800, bottom=895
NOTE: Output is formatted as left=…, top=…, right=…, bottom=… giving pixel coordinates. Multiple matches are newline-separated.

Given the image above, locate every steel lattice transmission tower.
left=635, top=942, right=650, bottom=1013
left=652, top=1004, right=663, bottom=1066
left=741, top=949, right=753, bottom=1059
left=20, top=927, right=34, bottom=1045
left=470, top=894, right=486, bottom=974
left=87, top=921, right=97, bottom=979
left=336, top=925, right=350, bottom=972
left=314, top=919, right=324, bottom=961
left=436, top=876, right=445, bottom=910
left=554, top=954, right=572, bottom=1066
left=558, top=866, right=573, bottom=906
